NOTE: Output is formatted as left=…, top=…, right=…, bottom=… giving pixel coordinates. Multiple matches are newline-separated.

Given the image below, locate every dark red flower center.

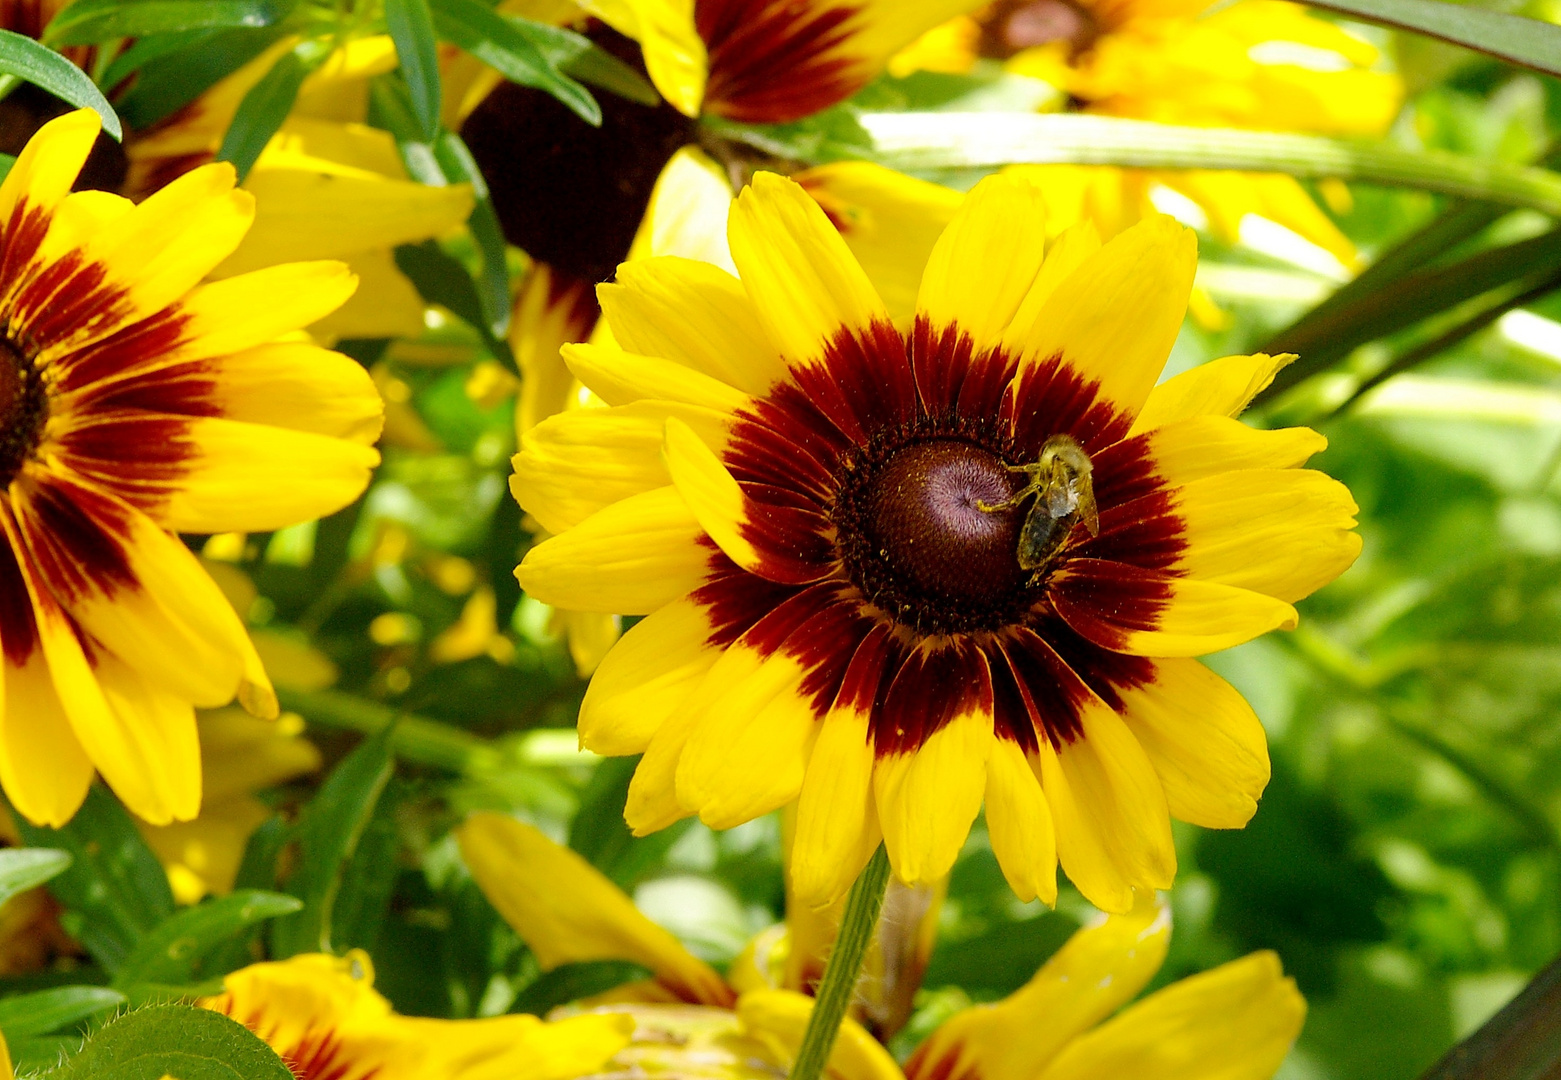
left=0, top=337, right=46, bottom=486
left=867, top=440, right=1026, bottom=606
left=979, top=0, right=1100, bottom=58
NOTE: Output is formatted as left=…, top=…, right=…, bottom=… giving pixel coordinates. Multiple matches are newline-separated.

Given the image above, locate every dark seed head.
left=866, top=440, right=1027, bottom=608
left=980, top=0, right=1101, bottom=58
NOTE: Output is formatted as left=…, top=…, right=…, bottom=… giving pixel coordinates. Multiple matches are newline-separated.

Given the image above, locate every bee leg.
left=976, top=480, right=1038, bottom=514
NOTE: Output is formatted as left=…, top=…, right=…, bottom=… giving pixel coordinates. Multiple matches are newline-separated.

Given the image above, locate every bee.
left=978, top=434, right=1100, bottom=579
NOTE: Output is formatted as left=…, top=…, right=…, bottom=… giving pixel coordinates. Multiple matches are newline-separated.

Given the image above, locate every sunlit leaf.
left=429, top=0, right=599, bottom=125
left=0, top=29, right=120, bottom=138
left=113, top=891, right=303, bottom=990
left=44, top=0, right=292, bottom=45
left=385, top=0, right=441, bottom=143
left=43, top=1004, right=294, bottom=1080
left=1302, top=0, right=1561, bottom=80
left=0, top=987, right=125, bottom=1040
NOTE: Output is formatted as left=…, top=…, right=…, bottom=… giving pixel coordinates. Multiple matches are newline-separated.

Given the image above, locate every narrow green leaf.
left=113, top=892, right=303, bottom=990
left=513, top=18, right=657, bottom=106
left=217, top=40, right=326, bottom=182
left=1262, top=228, right=1561, bottom=396
left=270, top=728, right=394, bottom=958
left=117, top=26, right=286, bottom=130
left=0, top=986, right=124, bottom=1040
left=386, top=0, right=441, bottom=142
left=509, top=961, right=653, bottom=1016
left=0, top=29, right=120, bottom=139
left=0, top=849, right=71, bottom=909
left=430, top=0, right=599, bottom=125
left=328, top=784, right=402, bottom=955
left=97, top=29, right=211, bottom=89
left=394, top=240, right=517, bottom=369
left=1302, top=0, right=1561, bottom=79
left=44, top=0, right=292, bottom=46
left=43, top=1003, right=294, bottom=1080
left=17, top=786, right=175, bottom=972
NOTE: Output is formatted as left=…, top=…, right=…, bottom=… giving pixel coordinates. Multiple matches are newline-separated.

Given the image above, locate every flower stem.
left=790, top=844, right=892, bottom=1080
left=859, top=113, right=1561, bottom=217
left=276, top=686, right=505, bottom=776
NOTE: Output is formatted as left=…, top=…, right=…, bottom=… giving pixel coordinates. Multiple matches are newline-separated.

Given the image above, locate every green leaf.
left=386, top=0, right=441, bottom=142
left=430, top=0, right=599, bottom=125
left=97, top=29, right=212, bottom=90
left=394, top=240, right=517, bottom=369
left=1261, top=227, right=1561, bottom=396
left=44, top=0, right=292, bottom=45
left=1301, top=0, right=1561, bottom=80
left=0, top=29, right=120, bottom=139
left=270, top=728, right=394, bottom=958
left=42, top=1003, right=294, bottom=1080
left=16, top=786, right=175, bottom=972
left=328, top=780, right=402, bottom=955
left=217, top=39, right=328, bottom=182
left=0, top=848, right=71, bottom=908
left=112, top=892, right=303, bottom=990
left=509, top=961, right=653, bottom=1016
left=0, top=986, right=125, bottom=1039
left=117, top=26, right=287, bottom=130
left=514, top=19, right=657, bottom=106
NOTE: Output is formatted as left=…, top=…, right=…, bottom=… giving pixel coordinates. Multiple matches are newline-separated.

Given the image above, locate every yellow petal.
left=1049, top=561, right=1298, bottom=657
left=727, top=172, right=889, bottom=369
left=999, top=220, right=1103, bottom=355
left=736, top=988, right=902, bottom=1080
left=663, top=415, right=761, bottom=572
left=791, top=662, right=882, bottom=909
left=564, top=343, right=750, bottom=413
left=1130, top=353, right=1293, bottom=436
left=1038, top=951, right=1305, bottom=1080
left=797, top=161, right=961, bottom=328
left=149, top=416, right=381, bottom=534
left=453, top=1012, right=636, bottom=1080
left=76, top=651, right=202, bottom=826
left=1174, top=468, right=1362, bottom=603
left=907, top=892, right=1171, bottom=1080
left=918, top=172, right=1049, bottom=354
left=307, top=248, right=426, bottom=341
left=0, top=640, right=93, bottom=827
left=0, top=109, right=98, bottom=229
left=580, top=0, right=707, bottom=117
left=579, top=596, right=719, bottom=756
left=601, top=256, right=785, bottom=395
left=176, top=261, right=359, bottom=362
left=204, top=341, right=385, bottom=444
left=985, top=737, right=1057, bottom=905
left=1011, top=215, right=1195, bottom=426
left=874, top=708, right=991, bottom=887
left=627, top=146, right=736, bottom=270
left=511, top=263, right=597, bottom=435
left=676, top=648, right=816, bottom=829
left=516, top=486, right=710, bottom=614
left=1139, top=415, right=1325, bottom=488
left=1120, top=659, right=1269, bottom=830
left=1036, top=696, right=1175, bottom=914
left=457, top=812, right=733, bottom=1005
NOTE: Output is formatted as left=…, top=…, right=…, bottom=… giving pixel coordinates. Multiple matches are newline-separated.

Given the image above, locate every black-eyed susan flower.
left=200, top=951, right=635, bottom=1080
left=893, top=0, right=1401, bottom=266
left=459, top=814, right=1303, bottom=1080
left=513, top=170, right=1360, bottom=913
left=0, top=109, right=382, bottom=828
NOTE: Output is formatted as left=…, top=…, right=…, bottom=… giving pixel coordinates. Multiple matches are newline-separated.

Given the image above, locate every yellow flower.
left=125, top=36, right=474, bottom=341
left=906, top=892, right=1305, bottom=1080
left=0, top=110, right=382, bottom=828
left=512, top=171, right=1360, bottom=911
left=459, top=814, right=1303, bottom=1080
left=200, top=951, right=635, bottom=1080
left=896, top=0, right=1402, bottom=264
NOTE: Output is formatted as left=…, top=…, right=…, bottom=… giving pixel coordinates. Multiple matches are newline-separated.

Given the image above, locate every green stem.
left=791, top=845, right=891, bottom=1080
left=859, top=113, right=1561, bottom=217
left=276, top=686, right=504, bottom=776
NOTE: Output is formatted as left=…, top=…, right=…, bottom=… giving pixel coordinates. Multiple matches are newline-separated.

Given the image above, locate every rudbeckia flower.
left=893, top=0, right=1402, bottom=264
left=0, top=110, right=382, bottom=828
left=459, top=814, right=1305, bottom=1080
left=200, top=951, right=635, bottom=1080
left=513, top=170, right=1360, bottom=911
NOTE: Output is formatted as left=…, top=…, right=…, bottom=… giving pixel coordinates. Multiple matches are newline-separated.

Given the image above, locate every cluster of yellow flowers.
left=0, top=0, right=1394, bottom=1074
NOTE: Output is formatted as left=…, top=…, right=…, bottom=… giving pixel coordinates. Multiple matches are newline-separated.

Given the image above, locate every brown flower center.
left=459, top=26, right=697, bottom=287
left=980, top=0, right=1101, bottom=59
left=0, top=337, right=45, bottom=487
left=833, top=435, right=1045, bottom=634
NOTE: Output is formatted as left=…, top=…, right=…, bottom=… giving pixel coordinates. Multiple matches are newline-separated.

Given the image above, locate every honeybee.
left=978, top=434, right=1100, bottom=579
